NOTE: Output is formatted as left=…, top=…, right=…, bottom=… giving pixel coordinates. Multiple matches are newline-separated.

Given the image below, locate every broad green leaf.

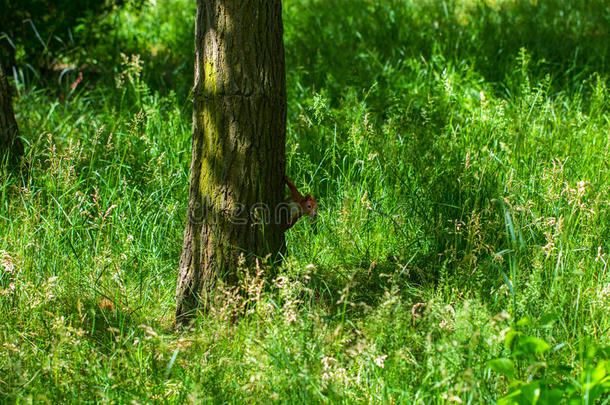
left=592, top=360, right=608, bottom=383
left=497, top=389, right=522, bottom=405
left=517, top=316, right=532, bottom=327
left=597, top=346, right=610, bottom=360
left=521, top=381, right=542, bottom=403
left=505, top=329, right=521, bottom=350
left=519, top=336, right=551, bottom=354
left=543, top=388, right=564, bottom=402
left=488, top=358, right=516, bottom=377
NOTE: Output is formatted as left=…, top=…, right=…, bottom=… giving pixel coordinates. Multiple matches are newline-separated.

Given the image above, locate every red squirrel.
left=285, top=176, right=318, bottom=230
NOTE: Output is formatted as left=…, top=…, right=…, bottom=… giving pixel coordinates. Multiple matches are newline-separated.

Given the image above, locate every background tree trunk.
left=0, top=62, right=23, bottom=158
left=175, top=0, right=287, bottom=324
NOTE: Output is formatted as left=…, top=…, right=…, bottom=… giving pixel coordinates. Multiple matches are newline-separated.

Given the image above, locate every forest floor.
left=1, top=0, right=610, bottom=403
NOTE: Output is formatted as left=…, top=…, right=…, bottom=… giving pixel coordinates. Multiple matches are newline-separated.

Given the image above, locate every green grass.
left=1, top=0, right=610, bottom=403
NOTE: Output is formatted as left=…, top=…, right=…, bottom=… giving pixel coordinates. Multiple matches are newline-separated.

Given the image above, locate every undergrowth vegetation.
left=1, top=0, right=609, bottom=403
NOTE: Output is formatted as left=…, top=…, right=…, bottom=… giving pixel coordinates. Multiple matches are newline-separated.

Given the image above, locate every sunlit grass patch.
left=1, top=0, right=609, bottom=402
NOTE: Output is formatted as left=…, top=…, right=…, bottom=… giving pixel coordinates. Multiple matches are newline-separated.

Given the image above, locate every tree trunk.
left=0, top=62, right=22, bottom=158
left=175, top=0, right=287, bottom=324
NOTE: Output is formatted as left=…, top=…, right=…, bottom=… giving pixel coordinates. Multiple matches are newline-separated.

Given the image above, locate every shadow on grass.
left=285, top=0, right=609, bottom=106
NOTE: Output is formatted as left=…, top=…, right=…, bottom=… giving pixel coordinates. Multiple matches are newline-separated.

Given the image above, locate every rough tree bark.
left=0, top=62, right=23, bottom=159
left=175, top=0, right=287, bottom=324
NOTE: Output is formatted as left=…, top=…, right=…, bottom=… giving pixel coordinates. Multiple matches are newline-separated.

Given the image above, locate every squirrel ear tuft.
left=305, top=193, right=311, bottom=199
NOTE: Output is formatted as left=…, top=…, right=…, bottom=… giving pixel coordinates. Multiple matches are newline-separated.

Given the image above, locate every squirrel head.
left=301, top=194, right=318, bottom=218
